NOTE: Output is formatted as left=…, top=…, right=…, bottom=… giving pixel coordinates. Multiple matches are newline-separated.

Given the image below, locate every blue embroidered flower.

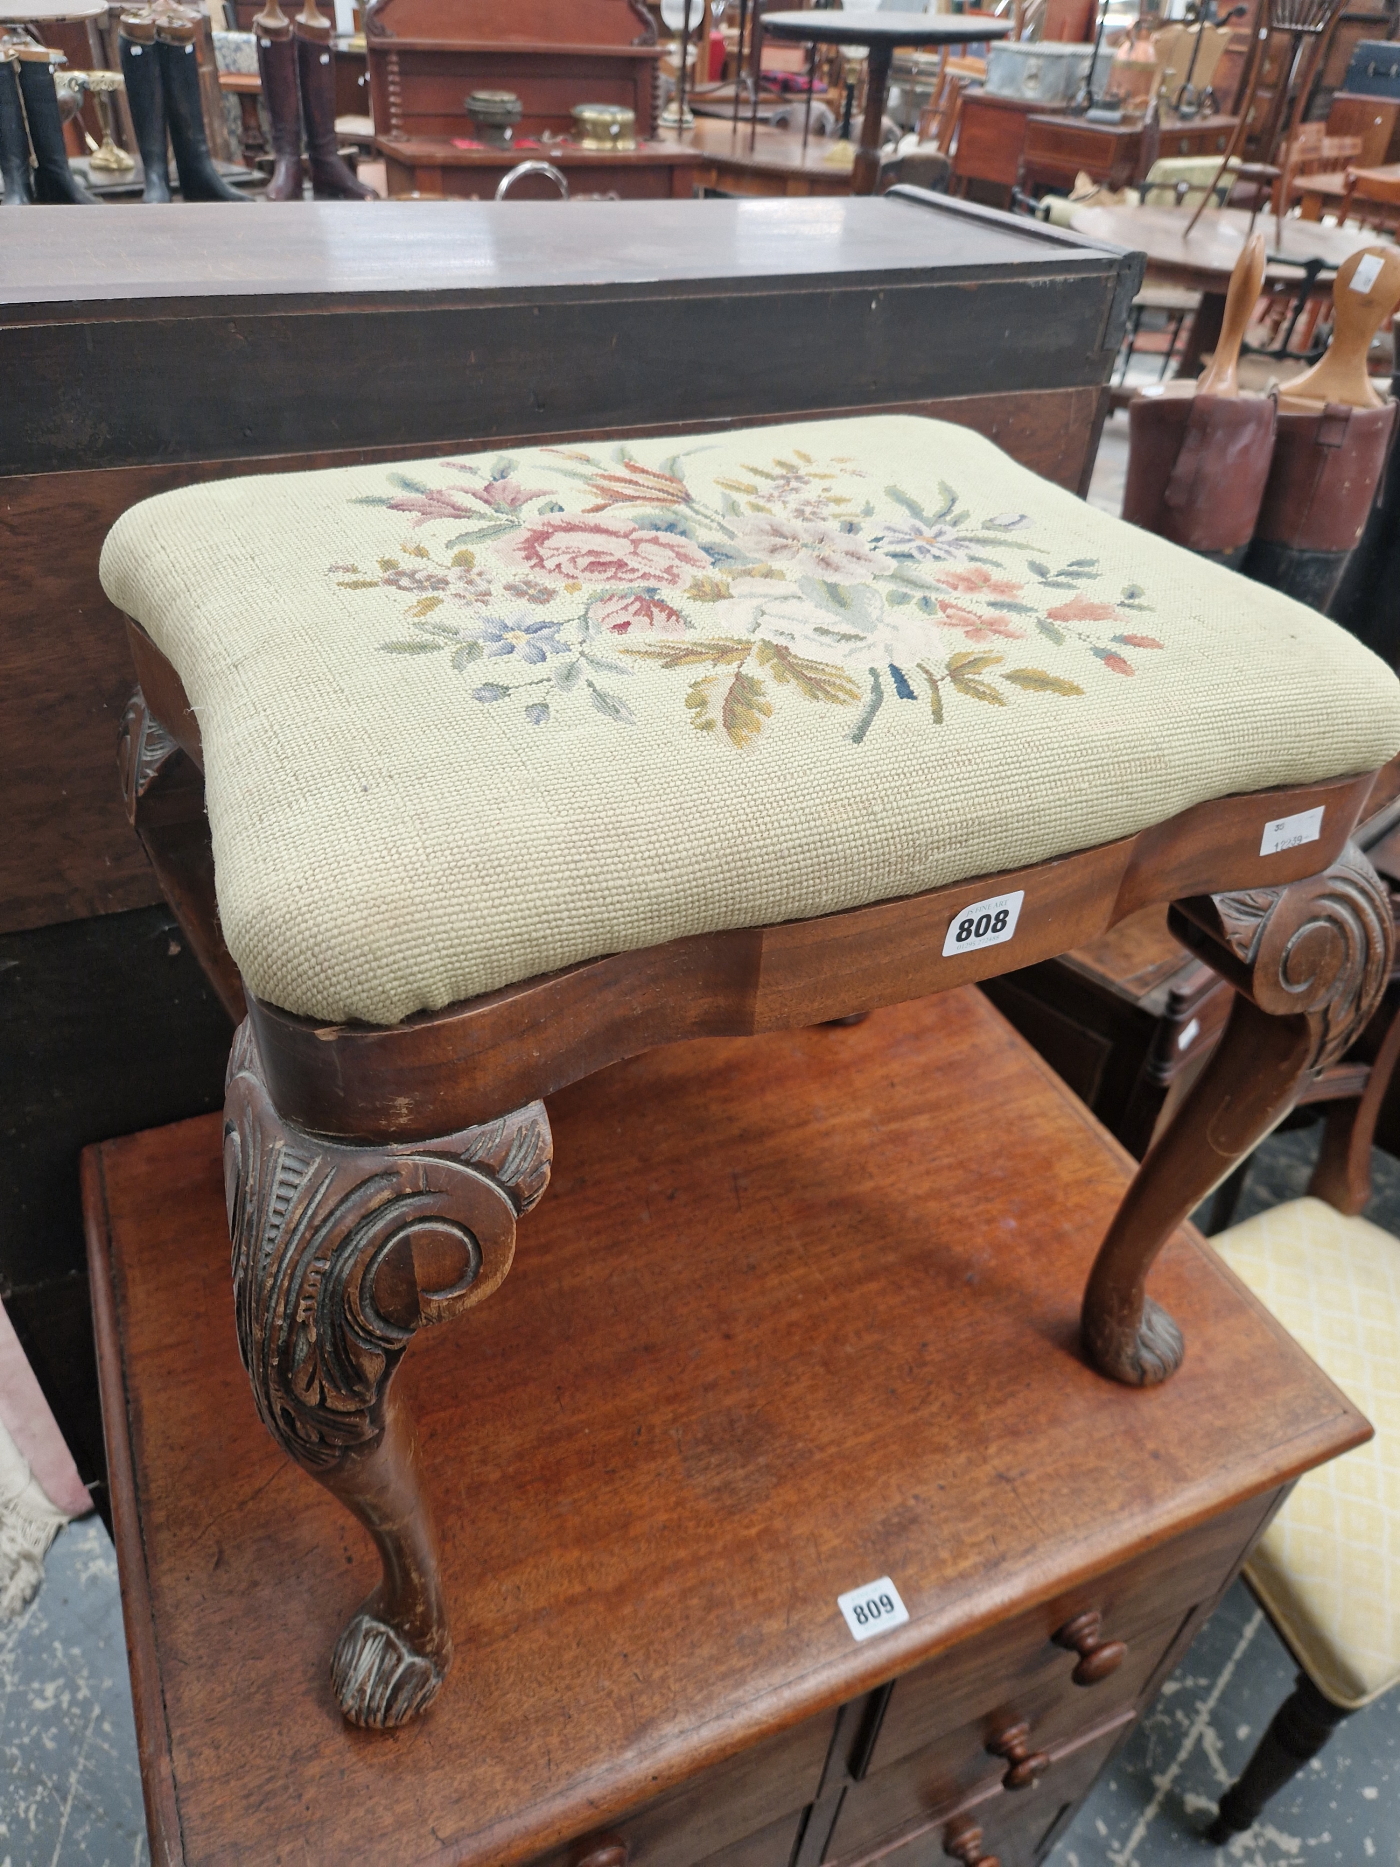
left=472, top=612, right=569, bottom=663
left=524, top=703, right=551, bottom=726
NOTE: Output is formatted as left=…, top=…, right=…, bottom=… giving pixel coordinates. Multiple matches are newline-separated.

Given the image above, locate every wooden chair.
left=105, top=410, right=1400, bottom=1732
left=1339, top=162, right=1400, bottom=233
left=1206, top=1191, right=1400, bottom=1842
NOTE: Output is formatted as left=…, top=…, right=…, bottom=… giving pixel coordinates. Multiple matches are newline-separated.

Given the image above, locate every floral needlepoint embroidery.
left=334, top=444, right=1165, bottom=747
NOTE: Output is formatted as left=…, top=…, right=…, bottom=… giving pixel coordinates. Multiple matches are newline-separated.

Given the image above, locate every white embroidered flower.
left=734, top=515, right=892, bottom=581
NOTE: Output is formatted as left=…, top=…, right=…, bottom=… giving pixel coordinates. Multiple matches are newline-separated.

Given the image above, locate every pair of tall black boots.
left=254, top=0, right=373, bottom=201
left=0, top=41, right=99, bottom=205
left=119, top=5, right=247, bottom=203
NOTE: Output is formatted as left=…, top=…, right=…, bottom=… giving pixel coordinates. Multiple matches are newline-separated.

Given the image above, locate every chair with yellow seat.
left=1207, top=1191, right=1400, bottom=1841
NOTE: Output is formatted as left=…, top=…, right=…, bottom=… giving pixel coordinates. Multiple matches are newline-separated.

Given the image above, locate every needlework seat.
left=99, top=414, right=1400, bottom=1029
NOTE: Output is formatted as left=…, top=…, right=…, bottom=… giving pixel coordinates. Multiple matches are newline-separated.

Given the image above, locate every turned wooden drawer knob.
left=943, top=1815, right=1001, bottom=1866
left=572, top=1838, right=627, bottom=1867
left=986, top=1718, right=1050, bottom=1791
left=1053, top=1609, right=1128, bottom=1686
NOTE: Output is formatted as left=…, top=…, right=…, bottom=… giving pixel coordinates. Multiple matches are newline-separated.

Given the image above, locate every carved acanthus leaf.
left=224, top=1022, right=551, bottom=1470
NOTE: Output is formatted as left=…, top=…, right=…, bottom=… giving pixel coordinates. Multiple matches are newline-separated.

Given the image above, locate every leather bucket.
left=1123, top=392, right=1277, bottom=567
left=1244, top=399, right=1398, bottom=612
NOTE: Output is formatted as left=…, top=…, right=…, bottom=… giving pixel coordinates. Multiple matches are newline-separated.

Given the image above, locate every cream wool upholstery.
left=1214, top=1197, right=1400, bottom=1709
left=99, top=415, right=1400, bottom=1027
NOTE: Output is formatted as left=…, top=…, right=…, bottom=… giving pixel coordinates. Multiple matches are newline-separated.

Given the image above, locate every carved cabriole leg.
left=223, top=1021, right=551, bottom=1727
left=1082, top=844, right=1392, bottom=1386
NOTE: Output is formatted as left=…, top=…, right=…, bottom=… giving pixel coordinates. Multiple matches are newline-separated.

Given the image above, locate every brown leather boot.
left=254, top=0, right=303, bottom=200
left=293, top=0, right=374, bottom=200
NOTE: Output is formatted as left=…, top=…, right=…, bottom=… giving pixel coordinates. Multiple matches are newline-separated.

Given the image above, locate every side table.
left=761, top=9, right=1010, bottom=194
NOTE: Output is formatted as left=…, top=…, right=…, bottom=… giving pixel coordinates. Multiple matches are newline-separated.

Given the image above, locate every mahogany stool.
left=101, top=411, right=1400, bottom=1732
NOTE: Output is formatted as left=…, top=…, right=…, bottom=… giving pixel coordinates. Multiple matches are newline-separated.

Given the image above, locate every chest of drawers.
left=86, top=988, right=1364, bottom=1866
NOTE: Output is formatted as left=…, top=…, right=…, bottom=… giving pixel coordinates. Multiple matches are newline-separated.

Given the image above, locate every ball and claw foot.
left=1083, top=1296, right=1185, bottom=1388
left=331, top=1609, right=447, bottom=1729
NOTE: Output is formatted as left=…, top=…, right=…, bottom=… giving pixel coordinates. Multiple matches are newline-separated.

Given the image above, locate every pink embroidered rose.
left=935, top=565, right=1023, bottom=601
left=936, top=601, right=1025, bottom=644
left=502, top=516, right=709, bottom=586
left=1046, top=594, right=1120, bottom=624
left=589, top=593, right=687, bottom=637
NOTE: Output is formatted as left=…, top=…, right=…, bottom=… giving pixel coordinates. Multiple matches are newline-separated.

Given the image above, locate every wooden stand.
left=363, top=0, right=689, bottom=200
left=84, top=987, right=1368, bottom=1865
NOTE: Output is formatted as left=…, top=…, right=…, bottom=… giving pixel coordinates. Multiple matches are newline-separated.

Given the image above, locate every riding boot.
left=15, top=47, right=98, bottom=202
left=254, top=0, right=303, bottom=199
left=0, top=48, right=34, bottom=204
left=293, top=2, right=374, bottom=199
left=118, top=10, right=171, bottom=202
left=155, top=11, right=248, bottom=201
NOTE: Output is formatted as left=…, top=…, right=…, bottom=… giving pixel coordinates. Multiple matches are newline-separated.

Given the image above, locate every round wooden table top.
left=1068, top=203, right=1397, bottom=285
left=761, top=9, right=1011, bottom=46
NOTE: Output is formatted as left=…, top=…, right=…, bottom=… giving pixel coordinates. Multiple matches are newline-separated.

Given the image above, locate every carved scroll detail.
left=1181, top=843, right=1392, bottom=1072
left=1083, top=845, right=1392, bottom=1388
left=224, top=1020, right=551, bottom=1725
left=630, top=0, right=658, bottom=42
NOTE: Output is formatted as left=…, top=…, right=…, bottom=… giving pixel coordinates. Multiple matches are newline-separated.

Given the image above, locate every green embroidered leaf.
left=587, top=681, right=637, bottom=726
left=744, top=562, right=786, bottom=580
left=947, top=652, right=1006, bottom=705
left=408, top=597, right=443, bottom=618
left=886, top=589, right=913, bottom=607
left=378, top=558, right=400, bottom=571
left=685, top=670, right=772, bottom=747
left=337, top=579, right=382, bottom=590
left=1037, top=619, right=1066, bottom=646
left=849, top=667, right=884, bottom=745
left=949, top=673, right=1007, bottom=706
left=452, top=642, right=483, bottom=671
left=381, top=641, right=443, bottom=654
left=686, top=574, right=733, bottom=603
left=754, top=642, right=861, bottom=706
left=620, top=638, right=752, bottom=670
left=1121, top=584, right=1145, bottom=601
left=793, top=449, right=813, bottom=464
left=554, top=658, right=583, bottom=692
left=916, top=663, right=944, bottom=724
left=451, top=548, right=476, bottom=569
left=404, top=544, right=431, bottom=560
left=721, top=670, right=772, bottom=748
left=1000, top=667, right=1084, bottom=696
left=885, top=484, right=935, bottom=528
left=1027, top=560, right=1051, bottom=579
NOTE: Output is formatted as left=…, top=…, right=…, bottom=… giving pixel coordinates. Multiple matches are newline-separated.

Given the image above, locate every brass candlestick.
left=85, top=69, right=135, bottom=171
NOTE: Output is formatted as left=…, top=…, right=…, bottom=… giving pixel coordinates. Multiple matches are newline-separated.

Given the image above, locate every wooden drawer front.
left=824, top=1610, right=1179, bottom=1862
left=831, top=1711, right=1134, bottom=1867
left=858, top=1492, right=1266, bottom=1783
left=693, top=1808, right=809, bottom=1867
left=533, top=1708, right=836, bottom=1867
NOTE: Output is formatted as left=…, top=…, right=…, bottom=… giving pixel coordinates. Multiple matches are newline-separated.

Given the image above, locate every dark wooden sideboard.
left=0, top=191, right=1138, bottom=938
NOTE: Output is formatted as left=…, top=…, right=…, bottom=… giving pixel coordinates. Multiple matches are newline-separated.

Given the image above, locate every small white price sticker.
left=942, top=889, right=1025, bottom=958
left=838, top=1576, right=910, bottom=1643
left=1351, top=252, right=1386, bottom=295
left=1259, top=805, right=1324, bottom=857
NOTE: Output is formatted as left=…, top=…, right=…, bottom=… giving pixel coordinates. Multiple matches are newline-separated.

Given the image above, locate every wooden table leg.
left=1082, top=845, right=1392, bottom=1386
left=224, top=1024, right=552, bottom=1726
left=852, top=41, right=892, bottom=196
left=1179, top=287, right=1225, bottom=377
